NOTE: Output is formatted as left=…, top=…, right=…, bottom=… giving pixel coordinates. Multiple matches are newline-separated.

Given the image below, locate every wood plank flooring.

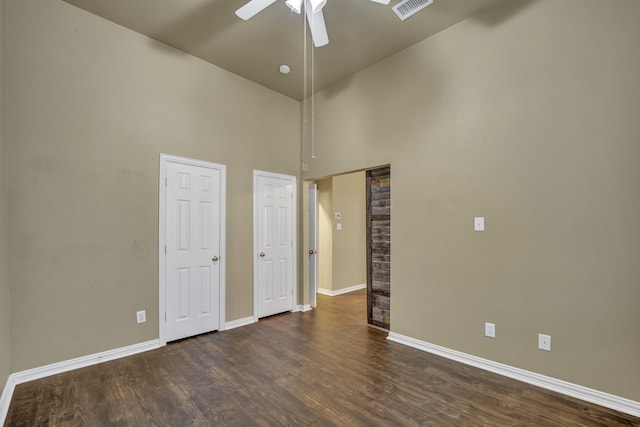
left=5, top=290, right=640, bottom=426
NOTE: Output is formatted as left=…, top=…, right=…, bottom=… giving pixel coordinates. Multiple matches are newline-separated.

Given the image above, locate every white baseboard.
left=295, top=304, right=312, bottom=312
left=225, top=316, right=257, bottom=330
left=0, top=375, right=15, bottom=427
left=387, top=332, right=640, bottom=418
left=317, top=283, right=366, bottom=297
left=0, top=339, right=160, bottom=425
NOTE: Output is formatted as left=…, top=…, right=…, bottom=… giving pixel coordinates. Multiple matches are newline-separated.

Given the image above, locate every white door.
left=308, top=183, right=319, bottom=308
left=161, top=155, right=226, bottom=342
left=254, top=171, right=296, bottom=318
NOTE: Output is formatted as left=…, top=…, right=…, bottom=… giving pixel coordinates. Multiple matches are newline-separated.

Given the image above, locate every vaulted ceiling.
left=63, top=0, right=507, bottom=100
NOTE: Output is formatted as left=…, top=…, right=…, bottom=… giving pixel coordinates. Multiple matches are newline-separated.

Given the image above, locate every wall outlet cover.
left=538, top=333, right=551, bottom=351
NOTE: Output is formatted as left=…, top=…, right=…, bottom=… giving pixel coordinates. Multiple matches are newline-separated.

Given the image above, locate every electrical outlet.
left=136, top=310, right=146, bottom=324
left=538, top=333, right=551, bottom=351
left=485, top=322, right=496, bottom=338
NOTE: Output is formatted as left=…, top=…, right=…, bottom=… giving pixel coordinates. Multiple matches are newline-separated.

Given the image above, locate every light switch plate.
left=474, top=217, right=485, bottom=231
left=336, top=223, right=342, bottom=231
left=136, top=310, right=146, bottom=324
left=485, top=322, right=496, bottom=338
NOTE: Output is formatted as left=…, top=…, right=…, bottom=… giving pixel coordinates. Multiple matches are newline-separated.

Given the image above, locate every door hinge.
left=164, top=245, right=167, bottom=254
left=164, top=313, right=167, bottom=322
left=165, top=177, right=168, bottom=187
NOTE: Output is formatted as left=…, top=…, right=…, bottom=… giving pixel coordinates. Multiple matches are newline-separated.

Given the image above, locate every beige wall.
left=331, top=172, right=366, bottom=291
left=304, top=0, right=640, bottom=401
left=0, top=0, right=11, bottom=391
left=317, top=178, right=333, bottom=292
left=6, top=0, right=299, bottom=371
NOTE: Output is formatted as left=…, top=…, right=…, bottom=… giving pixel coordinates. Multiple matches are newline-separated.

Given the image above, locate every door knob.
left=259, top=252, right=265, bottom=257
left=211, top=256, right=219, bottom=262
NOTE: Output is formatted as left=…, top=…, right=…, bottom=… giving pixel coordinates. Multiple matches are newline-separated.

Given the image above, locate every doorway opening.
left=306, top=166, right=390, bottom=329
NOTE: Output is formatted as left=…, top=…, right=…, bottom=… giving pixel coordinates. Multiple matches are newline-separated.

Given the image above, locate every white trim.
left=0, top=377, right=15, bottom=426
left=11, top=340, right=160, bottom=384
left=308, top=183, right=319, bottom=308
left=0, top=340, right=160, bottom=425
left=159, top=154, right=227, bottom=346
left=225, top=316, right=257, bottom=330
left=317, top=283, right=366, bottom=297
left=295, top=304, right=312, bottom=312
left=253, top=170, right=297, bottom=320
left=387, top=332, right=640, bottom=418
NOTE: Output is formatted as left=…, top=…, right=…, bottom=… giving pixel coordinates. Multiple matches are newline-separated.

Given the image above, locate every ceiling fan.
left=235, top=0, right=390, bottom=48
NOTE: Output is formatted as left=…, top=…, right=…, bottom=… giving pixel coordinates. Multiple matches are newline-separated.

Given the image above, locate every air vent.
left=393, top=0, right=433, bottom=21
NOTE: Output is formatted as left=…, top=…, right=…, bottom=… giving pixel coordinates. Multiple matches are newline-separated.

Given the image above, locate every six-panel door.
left=256, top=174, right=294, bottom=318
left=165, top=161, right=222, bottom=341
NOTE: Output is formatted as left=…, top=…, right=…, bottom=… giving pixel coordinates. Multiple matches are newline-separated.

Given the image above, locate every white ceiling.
left=62, top=0, right=507, bottom=100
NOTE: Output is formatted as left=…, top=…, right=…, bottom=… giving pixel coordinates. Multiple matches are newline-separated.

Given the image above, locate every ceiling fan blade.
left=235, top=0, right=278, bottom=20
left=305, top=7, right=329, bottom=47
left=369, top=0, right=391, bottom=4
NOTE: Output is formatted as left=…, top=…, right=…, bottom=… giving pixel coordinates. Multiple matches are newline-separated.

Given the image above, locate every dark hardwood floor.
left=5, top=289, right=640, bottom=426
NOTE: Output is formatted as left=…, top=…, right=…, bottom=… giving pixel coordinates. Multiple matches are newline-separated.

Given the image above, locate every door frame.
left=308, top=183, right=319, bottom=308
left=159, top=153, right=227, bottom=345
left=252, top=170, right=297, bottom=320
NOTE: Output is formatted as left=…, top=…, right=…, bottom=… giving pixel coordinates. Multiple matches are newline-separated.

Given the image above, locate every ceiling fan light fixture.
left=309, top=0, right=327, bottom=14
left=285, top=0, right=303, bottom=14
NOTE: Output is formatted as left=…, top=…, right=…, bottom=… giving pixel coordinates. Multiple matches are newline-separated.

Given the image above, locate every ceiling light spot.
left=279, top=64, right=291, bottom=75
